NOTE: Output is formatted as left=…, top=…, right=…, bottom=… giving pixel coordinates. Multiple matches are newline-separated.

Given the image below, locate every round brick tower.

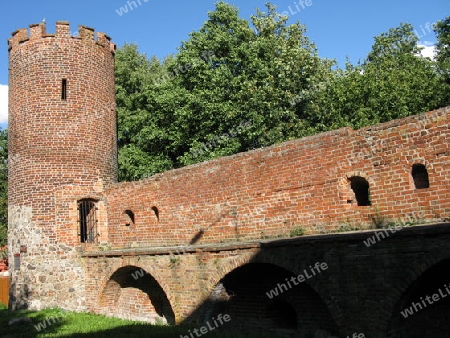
left=7, top=22, right=117, bottom=310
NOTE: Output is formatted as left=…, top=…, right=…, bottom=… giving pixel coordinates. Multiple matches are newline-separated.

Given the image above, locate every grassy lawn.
left=0, top=304, right=281, bottom=337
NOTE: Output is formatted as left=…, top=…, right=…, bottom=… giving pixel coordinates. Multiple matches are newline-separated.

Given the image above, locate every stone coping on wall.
left=81, top=222, right=450, bottom=258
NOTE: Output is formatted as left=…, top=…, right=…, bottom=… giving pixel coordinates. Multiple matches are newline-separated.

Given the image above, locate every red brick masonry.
left=106, top=107, right=450, bottom=249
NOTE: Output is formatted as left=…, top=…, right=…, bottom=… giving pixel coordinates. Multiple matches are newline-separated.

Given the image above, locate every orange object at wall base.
left=0, top=274, right=9, bottom=307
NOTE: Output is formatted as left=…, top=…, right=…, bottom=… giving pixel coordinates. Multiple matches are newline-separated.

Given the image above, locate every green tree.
left=115, top=2, right=335, bottom=180
left=174, top=2, right=335, bottom=165
left=434, top=16, right=450, bottom=98
left=116, top=45, right=177, bottom=181
left=309, top=23, right=447, bottom=129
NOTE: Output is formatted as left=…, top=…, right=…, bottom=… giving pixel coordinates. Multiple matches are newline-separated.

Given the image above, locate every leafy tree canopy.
left=307, top=23, right=449, bottom=129
left=116, top=2, right=335, bottom=180
left=434, top=16, right=450, bottom=87
left=115, top=4, right=449, bottom=181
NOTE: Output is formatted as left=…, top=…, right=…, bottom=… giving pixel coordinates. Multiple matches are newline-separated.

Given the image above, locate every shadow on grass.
left=1, top=306, right=66, bottom=337
left=0, top=306, right=280, bottom=338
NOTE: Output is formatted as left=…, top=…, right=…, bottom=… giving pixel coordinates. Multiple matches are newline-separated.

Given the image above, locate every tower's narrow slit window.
left=78, top=199, right=98, bottom=243
left=61, top=79, right=67, bottom=100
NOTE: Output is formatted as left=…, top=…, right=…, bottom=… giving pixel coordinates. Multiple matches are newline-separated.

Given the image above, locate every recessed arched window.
left=124, top=209, right=135, bottom=226
left=412, top=164, right=430, bottom=189
left=349, top=176, right=371, bottom=206
left=151, top=206, right=159, bottom=221
left=78, top=199, right=98, bottom=243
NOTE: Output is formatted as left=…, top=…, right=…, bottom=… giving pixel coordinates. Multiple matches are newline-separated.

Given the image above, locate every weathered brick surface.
left=105, top=107, right=450, bottom=248
left=7, top=22, right=116, bottom=310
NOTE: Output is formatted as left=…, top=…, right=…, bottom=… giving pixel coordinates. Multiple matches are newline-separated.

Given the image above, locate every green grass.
left=289, top=226, right=305, bottom=237
left=0, top=305, right=280, bottom=337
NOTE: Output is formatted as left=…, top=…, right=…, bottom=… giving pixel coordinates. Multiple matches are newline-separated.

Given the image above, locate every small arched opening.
left=349, top=176, right=371, bottom=206
left=123, top=209, right=135, bottom=226
left=412, top=164, right=430, bottom=189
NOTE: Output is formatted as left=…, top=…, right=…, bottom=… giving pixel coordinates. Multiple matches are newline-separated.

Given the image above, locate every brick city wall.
left=105, top=107, right=450, bottom=249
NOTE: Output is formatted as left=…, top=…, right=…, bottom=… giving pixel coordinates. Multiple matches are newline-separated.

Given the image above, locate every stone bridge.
left=83, top=222, right=450, bottom=338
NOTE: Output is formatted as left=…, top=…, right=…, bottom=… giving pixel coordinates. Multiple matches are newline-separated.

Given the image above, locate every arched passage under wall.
left=203, top=263, right=338, bottom=337
left=98, top=265, right=175, bottom=325
left=387, top=258, right=450, bottom=337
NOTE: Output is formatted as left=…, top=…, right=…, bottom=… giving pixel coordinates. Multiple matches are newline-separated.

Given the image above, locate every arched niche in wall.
left=411, top=163, right=430, bottom=189
left=348, top=176, right=371, bottom=206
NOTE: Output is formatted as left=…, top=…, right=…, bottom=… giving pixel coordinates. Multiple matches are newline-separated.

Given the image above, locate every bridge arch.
left=98, top=265, right=175, bottom=325
left=386, top=250, right=450, bottom=337
left=203, top=257, right=339, bottom=336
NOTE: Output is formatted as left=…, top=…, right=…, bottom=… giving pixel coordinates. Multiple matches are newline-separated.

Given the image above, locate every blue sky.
left=0, top=0, right=447, bottom=127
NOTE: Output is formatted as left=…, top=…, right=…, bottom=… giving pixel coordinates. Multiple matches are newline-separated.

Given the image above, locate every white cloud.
left=0, top=85, right=8, bottom=124
left=418, top=44, right=436, bottom=60
left=421, top=40, right=436, bottom=47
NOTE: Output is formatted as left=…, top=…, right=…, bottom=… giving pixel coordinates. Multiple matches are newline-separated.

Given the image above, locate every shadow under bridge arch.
left=387, top=258, right=450, bottom=337
left=200, top=262, right=338, bottom=337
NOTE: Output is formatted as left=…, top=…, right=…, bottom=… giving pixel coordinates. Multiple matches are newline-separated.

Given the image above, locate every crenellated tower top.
left=8, top=21, right=115, bottom=53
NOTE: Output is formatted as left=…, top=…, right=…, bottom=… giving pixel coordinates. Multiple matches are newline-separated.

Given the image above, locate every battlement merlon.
left=8, top=21, right=116, bottom=53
